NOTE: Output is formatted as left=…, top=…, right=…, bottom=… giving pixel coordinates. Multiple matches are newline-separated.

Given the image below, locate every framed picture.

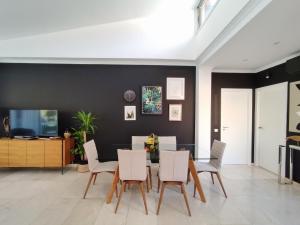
left=124, top=106, right=136, bottom=121
left=166, top=77, right=185, bottom=100
left=141, top=86, right=163, bottom=115
left=169, top=104, right=182, bottom=121
left=289, top=81, right=300, bottom=132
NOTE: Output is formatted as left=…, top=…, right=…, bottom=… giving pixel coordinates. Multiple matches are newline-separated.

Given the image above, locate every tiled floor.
left=0, top=165, right=300, bottom=225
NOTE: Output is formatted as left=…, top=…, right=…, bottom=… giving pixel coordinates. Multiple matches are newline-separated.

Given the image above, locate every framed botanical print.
left=166, top=77, right=185, bottom=100
left=124, top=106, right=136, bottom=121
left=141, top=86, right=163, bottom=115
left=169, top=104, right=182, bottom=121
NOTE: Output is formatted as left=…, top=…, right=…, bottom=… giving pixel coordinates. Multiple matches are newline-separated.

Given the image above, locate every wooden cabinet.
left=45, top=140, right=62, bottom=167
left=0, top=139, right=9, bottom=166
left=0, top=138, right=73, bottom=169
left=27, top=140, right=45, bottom=167
left=9, top=140, right=27, bottom=167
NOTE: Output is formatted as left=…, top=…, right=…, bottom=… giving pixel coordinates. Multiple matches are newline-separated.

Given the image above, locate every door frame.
left=221, top=88, right=253, bottom=165
left=254, top=82, right=288, bottom=169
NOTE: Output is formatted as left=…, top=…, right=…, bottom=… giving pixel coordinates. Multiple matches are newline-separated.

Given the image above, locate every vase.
left=150, top=150, right=159, bottom=163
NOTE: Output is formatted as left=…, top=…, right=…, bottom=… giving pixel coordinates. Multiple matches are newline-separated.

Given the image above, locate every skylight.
left=197, top=0, right=220, bottom=28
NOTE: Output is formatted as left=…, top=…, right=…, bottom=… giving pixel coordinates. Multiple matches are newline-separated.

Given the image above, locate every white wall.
left=195, top=65, right=212, bottom=158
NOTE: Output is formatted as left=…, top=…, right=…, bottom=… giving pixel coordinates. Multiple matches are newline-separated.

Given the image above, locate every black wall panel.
left=211, top=73, right=255, bottom=161
left=0, top=63, right=196, bottom=161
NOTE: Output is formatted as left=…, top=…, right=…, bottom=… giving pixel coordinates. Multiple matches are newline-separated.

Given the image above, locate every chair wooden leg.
left=115, top=183, right=118, bottom=198
left=93, top=173, right=97, bottom=185
left=115, top=181, right=125, bottom=213
left=139, top=182, right=148, bottom=215
left=186, top=169, right=191, bottom=184
left=181, top=183, right=191, bottom=216
left=146, top=176, right=149, bottom=193
left=83, top=173, right=94, bottom=199
left=157, top=177, right=161, bottom=193
left=148, top=166, right=152, bottom=189
left=210, top=172, right=214, bottom=184
left=156, top=182, right=166, bottom=215
left=216, top=172, right=227, bottom=198
left=193, top=183, right=196, bottom=198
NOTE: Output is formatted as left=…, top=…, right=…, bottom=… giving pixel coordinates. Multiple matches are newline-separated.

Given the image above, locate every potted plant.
left=71, top=111, right=96, bottom=172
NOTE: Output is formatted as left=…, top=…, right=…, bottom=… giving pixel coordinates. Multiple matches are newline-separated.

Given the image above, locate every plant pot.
left=77, top=164, right=89, bottom=173
left=76, top=159, right=89, bottom=173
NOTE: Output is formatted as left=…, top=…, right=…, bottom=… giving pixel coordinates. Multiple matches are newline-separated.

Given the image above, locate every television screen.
left=9, top=110, right=58, bottom=137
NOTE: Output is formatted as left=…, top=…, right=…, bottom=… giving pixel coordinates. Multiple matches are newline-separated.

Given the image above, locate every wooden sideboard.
left=0, top=138, right=74, bottom=173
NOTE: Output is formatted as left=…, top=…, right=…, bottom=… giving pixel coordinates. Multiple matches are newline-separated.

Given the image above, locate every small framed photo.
left=169, top=104, right=182, bottom=121
left=166, top=77, right=185, bottom=100
left=124, top=106, right=136, bottom=121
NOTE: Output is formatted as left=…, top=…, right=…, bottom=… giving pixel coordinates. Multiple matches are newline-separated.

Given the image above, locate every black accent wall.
left=0, top=63, right=196, bottom=161
left=211, top=73, right=255, bottom=162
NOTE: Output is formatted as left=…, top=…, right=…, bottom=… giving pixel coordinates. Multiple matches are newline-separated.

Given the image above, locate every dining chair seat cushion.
left=195, top=162, right=218, bottom=172
left=91, top=161, right=118, bottom=173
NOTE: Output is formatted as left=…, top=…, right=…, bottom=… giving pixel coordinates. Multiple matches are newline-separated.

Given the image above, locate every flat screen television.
left=9, top=110, right=58, bottom=137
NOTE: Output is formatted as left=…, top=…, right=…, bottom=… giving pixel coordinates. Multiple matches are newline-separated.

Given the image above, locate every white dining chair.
left=82, top=140, right=118, bottom=199
left=115, top=150, right=148, bottom=214
left=194, top=140, right=227, bottom=198
left=156, top=136, right=177, bottom=190
left=157, top=150, right=191, bottom=216
left=158, top=136, right=177, bottom=151
left=132, top=136, right=152, bottom=189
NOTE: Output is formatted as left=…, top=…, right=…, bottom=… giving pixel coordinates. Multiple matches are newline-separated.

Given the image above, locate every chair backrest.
left=132, top=136, right=148, bottom=150
left=210, top=140, right=226, bottom=169
left=118, top=150, right=147, bottom=181
left=159, top=150, right=189, bottom=182
left=158, top=136, right=177, bottom=151
left=83, top=140, right=99, bottom=172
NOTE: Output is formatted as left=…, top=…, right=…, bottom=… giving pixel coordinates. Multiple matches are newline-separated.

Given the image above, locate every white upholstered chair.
left=158, top=136, right=177, bottom=151
left=157, top=150, right=191, bottom=216
left=194, top=140, right=227, bottom=198
left=115, top=150, right=148, bottom=214
left=132, top=136, right=152, bottom=188
left=156, top=136, right=177, bottom=189
left=82, top=140, right=118, bottom=199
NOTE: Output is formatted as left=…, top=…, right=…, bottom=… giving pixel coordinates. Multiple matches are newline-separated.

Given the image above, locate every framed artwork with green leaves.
left=141, top=86, right=163, bottom=115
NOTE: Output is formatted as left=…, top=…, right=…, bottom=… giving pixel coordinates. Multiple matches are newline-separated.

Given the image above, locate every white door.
left=255, top=82, right=287, bottom=174
left=221, top=89, right=252, bottom=164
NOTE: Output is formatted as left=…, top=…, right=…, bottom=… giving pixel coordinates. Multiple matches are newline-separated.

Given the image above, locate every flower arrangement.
left=145, top=133, right=159, bottom=153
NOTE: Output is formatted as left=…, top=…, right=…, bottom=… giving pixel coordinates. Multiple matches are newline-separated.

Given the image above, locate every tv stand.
left=0, top=137, right=74, bottom=174
left=13, top=136, right=38, bottom=140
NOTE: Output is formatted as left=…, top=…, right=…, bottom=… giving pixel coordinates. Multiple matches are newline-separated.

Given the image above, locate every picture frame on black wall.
left=169, top=104, right=182, bottom=121
left=141, top=86, right=163, bottom=115
left=166, top=77, right=185, bottom=100
left=289, top=81, right=300, bottom=132
left=124, top=106, right=136, bottom=121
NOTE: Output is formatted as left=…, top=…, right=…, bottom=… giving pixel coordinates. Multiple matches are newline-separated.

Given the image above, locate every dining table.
left=105, top=144, right=214, bottom=204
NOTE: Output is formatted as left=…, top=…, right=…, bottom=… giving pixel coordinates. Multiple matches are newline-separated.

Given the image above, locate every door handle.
left=258, top=126, right=263, bottom=129
left=222, top=126, right=229, bottom=131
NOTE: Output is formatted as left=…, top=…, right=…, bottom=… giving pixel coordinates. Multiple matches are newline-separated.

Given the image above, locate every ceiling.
left=206, top=0, right=300, bottom=71
left=0, top=0, right=163, bottom=40
left=1, top=0, right=299, bottom=71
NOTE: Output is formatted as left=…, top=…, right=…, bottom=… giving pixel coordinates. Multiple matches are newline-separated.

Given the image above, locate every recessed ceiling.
left=206, top=0, right=300, bottom=71
left=0, top=0, right=163, bottom=40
